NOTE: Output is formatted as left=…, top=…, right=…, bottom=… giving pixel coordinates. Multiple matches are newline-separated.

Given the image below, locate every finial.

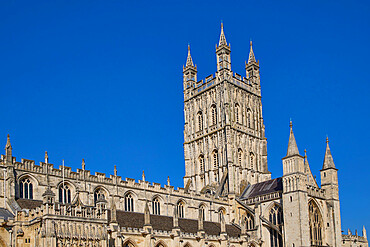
left=289, top=120, right=293, bottom=128
left=250, top=40, right=252, bottom=47
left=326, top=136, right=329, bottom=144
left=45, top=151, right=49, bottom=164
left=114, top=165, right=117, bottom=176
left=188, top=43, right=190, bottom=51
left=5, top=134, right=11, bottom=149
left=304, top=149, right=307, bottom=157
left=82, top=159, right=85, bottom=170
left=142, top=170, right=146, bottom=182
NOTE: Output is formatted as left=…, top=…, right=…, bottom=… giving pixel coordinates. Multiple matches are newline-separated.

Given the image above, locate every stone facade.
left=0, top=24, right=367, bottom=247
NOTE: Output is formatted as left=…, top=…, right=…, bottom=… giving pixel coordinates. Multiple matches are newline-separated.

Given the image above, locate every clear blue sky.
left=1, top=0, right=369, bottom=233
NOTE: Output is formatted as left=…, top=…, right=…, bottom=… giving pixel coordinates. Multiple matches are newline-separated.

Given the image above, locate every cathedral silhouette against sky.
left=0, top=24, right=367, bottom=247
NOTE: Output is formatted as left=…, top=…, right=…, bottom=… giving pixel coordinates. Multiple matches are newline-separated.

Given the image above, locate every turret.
left=216, top=23, right=231, bottom=71
left=183, top=45, right=197, bottom=91
left=320, top=137, right=339, bottom=200
left=282, top=121, right=305, bottom=176
left=281, top=121, right=310, bottom=246
left=245, top=41, right=260, bottom=89
left=320, top=137, right=342, bottom=246
left=5, top=134, right=12, bottom=165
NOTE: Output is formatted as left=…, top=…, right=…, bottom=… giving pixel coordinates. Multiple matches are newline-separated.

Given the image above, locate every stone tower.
left=183, top=24, right=271, bottom=195
left=320, top=138, right=342, bottom=246
left=282, top=122, right=310, bottom=246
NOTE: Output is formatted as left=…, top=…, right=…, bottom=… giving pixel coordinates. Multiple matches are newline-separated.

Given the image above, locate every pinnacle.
left=218, top=22, right=227, bottom=47
left=5, top=134, right=11, bottom=149
left=322, top=137, right=336, bottom=170
left=286, top=121, right=300, bottom=156
left=185, top=44, right=194, bottom=67
left=248, top=40, right=256, bottom=63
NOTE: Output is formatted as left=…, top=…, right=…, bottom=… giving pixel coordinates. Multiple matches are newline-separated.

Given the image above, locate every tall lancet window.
left=177, top=201, right=185, bottom=218
left=199, top=155, right=204, bottom=174
left=152, top=197, right=161, bottom=215
left=19, top=177, right=33, bottom=199
left=197, top=112, right=203, bottom=131
left=238, top=149, right=243, bottom=167
left=250, top=152, right=255, bottom=170
left=309, top=200, right=323, bottom=246
left=211, top=105, right=217, bottom=125
left=199, top=205, right=206, bottom=221
left=59, top=184, right=71, bottom=204
left=235, top=104, right=240, bottom=124
left=213, top=150, right=218, bottom=170
left=247, top=109, right=252, bottom=128
left=125, top=193, right=134, bottom=212
left=244, top=212, right=254, bottom=230
left=269, top=205, right=283, bottom=247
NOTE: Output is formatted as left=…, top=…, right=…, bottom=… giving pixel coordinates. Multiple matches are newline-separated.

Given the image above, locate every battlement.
left=1, top=152, right=228, bottom=204
left=307, top=185, right=326, bottom=199
left=185, top=72, right=260, bottom=101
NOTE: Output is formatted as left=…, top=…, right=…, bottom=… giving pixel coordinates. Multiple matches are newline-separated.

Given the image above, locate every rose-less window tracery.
left=309, top=200, right=323, bottom=246
left=269, top=204, right=283, bottom=247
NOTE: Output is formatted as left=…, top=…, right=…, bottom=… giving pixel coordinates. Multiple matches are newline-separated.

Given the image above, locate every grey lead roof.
left=0, top=208, right=14, bottom=220
left=239, top=177, right=283, bottom=200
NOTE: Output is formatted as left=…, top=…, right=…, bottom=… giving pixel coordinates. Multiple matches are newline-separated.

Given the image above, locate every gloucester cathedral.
left=0, top=24, right=367, bottom=247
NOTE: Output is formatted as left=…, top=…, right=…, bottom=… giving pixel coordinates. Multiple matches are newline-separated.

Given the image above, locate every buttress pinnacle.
left=218, top=22, right=227, bottom=46
left=322, top=137, right=336, bottom=169
left=248, top=41, right=256, bottom=63
left=185, top=44, right=194, bottom=67
left=5, top=134, right=11, bottom=150
left=286, top=121, right=300, bottom=156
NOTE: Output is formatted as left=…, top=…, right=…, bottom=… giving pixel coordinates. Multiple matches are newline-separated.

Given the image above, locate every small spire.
left=5, top=134, right=11, bottom=150
left=45, top=151, right=49, bottom=164
left=82, top=159, right=85, bottom=170
left=142, top=170, right=146, bottom=181
left=363, top=225, right=367, bottom=238
left=348, top=228, right=352, bottom=235
left=144, top=201, right=151, bottom=226
left=167, top=176, right=170, bottom=186
left=114, top=165, right=117, bottom=176
left=322, top=137, right=336, bottom=170
left=185, top=44, right=194, bottom=67
left=286, top=121, right=300, bottom=156
left=218, top=22, right=227, bottom=46
left=248, top=40, right=256, bottom=63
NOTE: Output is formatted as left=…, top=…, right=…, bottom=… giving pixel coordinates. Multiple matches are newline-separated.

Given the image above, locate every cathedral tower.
left=282, top=122, right=310, bottom=246
left=183, top=24, right=270, bottom=196
left=320, top=138, right=342, bottom=246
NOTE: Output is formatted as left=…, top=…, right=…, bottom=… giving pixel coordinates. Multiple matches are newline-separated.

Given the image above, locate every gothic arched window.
left=235, top=104, right=240, bottom=124
left=197, top=112, right=203, bottom=131
left=199, top=205, right=206, bottom=221
left=244, top=212, right=255, bottom=230
left=177, top=201, right=185, bottom=218
left=199, top=155, right=204, bottom=174
left=211, top=105, right=217, bottom=125
left=250, top=152, right=255, bottom=170
left=218, top=208, right=226, bottom=222
left=59, top=183, right=71, bottom=204
left=238, top=149, right=243, bottom=167
left=269, top=204, right=283, bottom=247
left=123, top=240, right=135, bottom=247
left=213, top=150, right=218, bottom=170
left=247, top=109, right=252, bottom=128
left=125, top=193, right=134, bottom=212
left=19, top=177, right=33, bottom=199
left=309, top=200, right=323, bottom=246
left=94, top=188, right=106, bottom=204
left=152, top=197, right=161, bottom=215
